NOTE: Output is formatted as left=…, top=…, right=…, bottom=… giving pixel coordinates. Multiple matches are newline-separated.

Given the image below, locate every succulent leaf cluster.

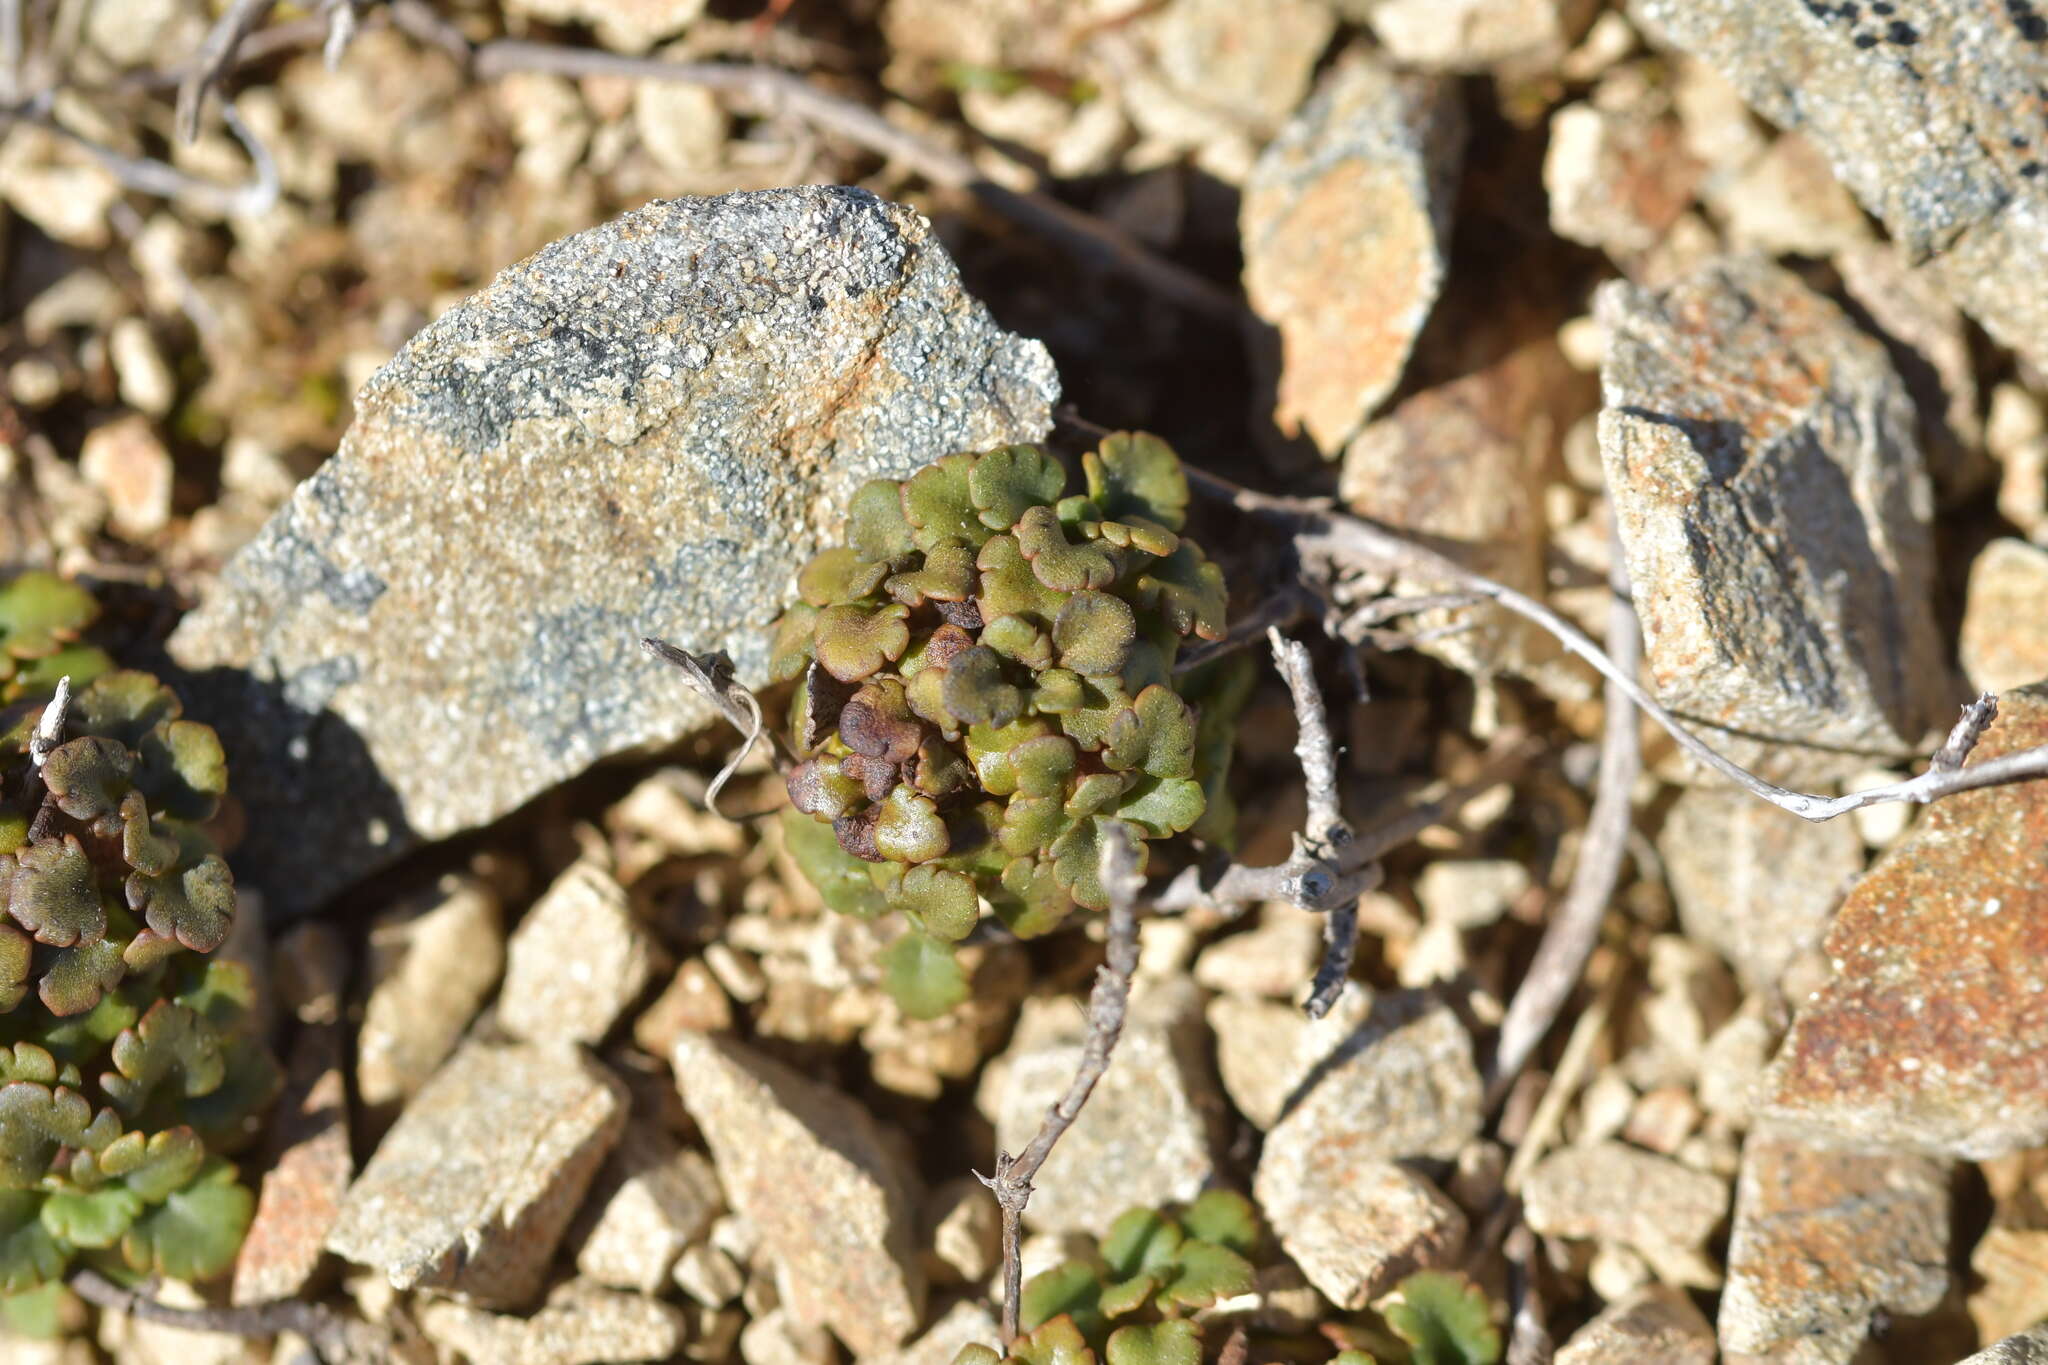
left=0, top=595, right=276, bottom=1296
left=771, top=435, right=1249, bottom=1016
left=0, top=574, right=112, bottom=706
left=955, top=1194, right=1500, bottom=1365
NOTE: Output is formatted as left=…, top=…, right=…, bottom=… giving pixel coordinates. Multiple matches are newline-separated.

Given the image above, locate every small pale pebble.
left=1588, top=1239, right=1653, bottom=1303
left=704, top=941, right=767, bottom=1003
left=1623, top=1086, right=1702, bottom=1155
left=674, top=1243, right=746, bottom=1307
left=109, top=316, right=175, bottom=416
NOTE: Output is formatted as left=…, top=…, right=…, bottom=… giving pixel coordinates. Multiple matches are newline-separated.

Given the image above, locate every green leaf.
left=125, top=853, right=235, bottom=956
left=941, top=647, right=1025, bottom=730
left=999, top=796, right=1072, bottom=860
left=1382, top=1271, right=1502, bottom=1365
left=1031, top=668, right=1085, bottom=715
left=911, top=734, right=973, bottom=799
left=1113, top=778, right=1204, bottom=839
left=1101, top=1208, right=1182, bottom=1279
left=798, top=546, right=891, bottom=608
left=1013, top=1316, right=1097, bottom=1365
left=1092, top=516, right=1179, bottom=557
left=1055, top=675, right=1133, bottom=750
left=1101, top=687, right=1196, bottom=779
left=118, top=790, right=180, bottom=878
left=38, top=934, right=129, bottom=1017
left=966, top=718, right=1054, bottom=797
left=1021, top=1260, right=1104, bottom=1336
left=893, top=865, right=978, bottom=942
left=1063, top=772, right=1129, bottom=820
left=1157, top=1240, right=1254, bottom=1311
left=101, top=1001, right=226, bottom=1120
left=1097, top=1273, right=1157, bottom=1319
left=1332, top=1352, right=1380, bottom=1365
left=786, top=757, right=865, bottom=820
left=1053, top=593, right=1137, bottom=678
left=879, top=929, right=969, bottom=1019
left=813, top=603, right=911, bottom=683
left=1180, top=1190, right=1260, bottom=1256
left=969, top=445, right=1068, bottom=530
left=5, top=835, right=104, bottom=948
left=0, top=1046, right=54, bottom=1086
left=886, top=543, right=978, bottom=607
left=1085, top=433, right=1189, bottom=533
left=767, top=604, right=820, bottom=682
left=903, top=454, right=984, bottom=551
left=40, top=1184, right=143, bottom=1249
left=991, top=858, right=1073, bottom=938
left=784, top=811, right=890, bottom=918
left=119, top=1158, right=254, bottom=1282
left=0, top=573, right=98, bottom=659
left=976, top=533, right=1067, bottom=627
left=1010, top=735, right=1079, bottom=799
left=982, top=613, right=1054, bottom=669
left=0, top=1281, right=69, bottom=1338
left=69, top=671, right=179, bottom=750
left=847, top=479, right=916, bottom=562
left=1015, top=506, right=1116, bottom=593
left=158, top=1034, right=279, bottom=1153
left=79, top=1128, right=204, bottom=1203
left=137, top=720, right=227, bottom=823
left=1104, top=1320, right=1200, bottom=1365
left=0, top=1084, right=122, bottom=1186
left=1133, top=545, right=1226, bottom=642
left=873, top=786, right=948, bottom=863
left=0, top=926, right=28, bottom=1012
left=952, top=1347, right=1003, bottom=1365
left=1049, top=818, right=1145, bottom=912
left=0, top=1191, right=64, bottom=1293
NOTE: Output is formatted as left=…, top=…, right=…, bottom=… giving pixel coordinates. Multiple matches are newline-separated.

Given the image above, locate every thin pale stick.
left=1487, top=543, right=1643, bottom=1106
left=1502, top=973, right=1621, bottom=1195
left=1187, top=466, right=2048, bottom=822
left=979, top=822, right=1142, bottom=1346
left=175, top=0, right=278, bottom=142
left=68, top=1268, right=384, bottom=1362
left=36, top=100, right=279, bottom=216
left=641, top=637, right=792, bottom=811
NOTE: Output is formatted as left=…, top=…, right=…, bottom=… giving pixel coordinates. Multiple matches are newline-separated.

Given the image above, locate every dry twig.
left=641, top=638, right=791, bottom=813
left=979, top=822, right=1143, bottom=1346
left=175, top=0, right=278, bottom=142
left=68, top=1268, right=385, bottom=1364
left=1487, top=543, right=1642, bottom=1106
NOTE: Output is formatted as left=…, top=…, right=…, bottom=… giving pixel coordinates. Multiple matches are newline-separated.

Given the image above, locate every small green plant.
left=770, top=435, right=1251, bottom=1016
left=0, top=577, right=278, bottom=1300
left=954, top=1193, right=1501, bottom=1365
left=0, top=573, right=112, bottom=705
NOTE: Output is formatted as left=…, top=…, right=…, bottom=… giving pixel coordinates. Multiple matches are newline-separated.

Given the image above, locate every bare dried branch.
left=1269, top=629, right=1350, bottom=855
left=1488, top=542, right=1642, bottom=1106
left=320, top=0, right=363, bottom=70
left=68, top=1268, right=386, bottom=1363
left=33, top=99, right=280, bottom=217
left=641, top=638, right=792, bottom=813
left=1173, top=588, right=1310, bottom=674
left=176, top=0, right=278, bottom=143
left=979, top=821, right=1143, bottom=1346
left=1304, top=897, right=1358, bottom=1020
left=1186, top=465, right=2048, bottom=822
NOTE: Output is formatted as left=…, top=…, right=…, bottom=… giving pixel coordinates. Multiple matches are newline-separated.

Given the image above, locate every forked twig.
left=979, top=822, right=1143, bottom=1346
left=175, top=0, right=279, bottom=142
left=68, top=1268, right=386, bottom=1364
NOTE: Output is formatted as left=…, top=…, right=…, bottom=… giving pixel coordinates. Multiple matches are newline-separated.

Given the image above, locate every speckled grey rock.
left=166, top=186, right=1059, bottom=918
left=1254, top=1149, right=1465, bottom=1310
left=673, top=1029, right=925, bottom=1355
left=1657, top=787, right=1864, bottom=997
left=326, top=1039, right=627, bottom=1307
left=978, top=979, right=1220, bottom=1236
left=498, top=860, right=657, bottom=1046
left=416, top=1277, right=687, bottom=1365
left=1255, top=990, right=1482, bottom=1155
left=1521, top=1142, right=1729, bottom=1288
left=1596, top=256, right=1945, bottom=783
left=1962, top=1327, right=2048, bottom=1365
left=1628, top=0, right=2048, bottom=375
left=1242, top=51, right=1463, bottom=456
left=571, top=1120, right=723, bottom=1295
left=1717, top=1133, right=1950, bottom=1363
left=1555, top=1284, right=1716, bottom=1365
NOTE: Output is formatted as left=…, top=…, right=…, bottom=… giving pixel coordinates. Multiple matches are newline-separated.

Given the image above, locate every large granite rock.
left=166, top=186, right=1059, bottom=918
left=1596, top=256, right=1946, bottom=782
left=1629, top=0, right=2048, bottom=374
left=1242, top=51, right=1463, bottom=456
left=672, top=1030, right=925, bottom=1354
left=1759, top=686, right=2048, bottom=1158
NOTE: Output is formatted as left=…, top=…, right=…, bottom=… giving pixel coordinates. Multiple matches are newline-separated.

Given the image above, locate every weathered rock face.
left=672, top=1030, right=925, bottom=1354
left=1629, top=0, right=2048, bottom=375
left=1554, top=1284, right=1716, bottom=1365
left=1596, top=256, right=1946, bottom=782
left=1961, top=539, right=2048, bottom=696
left=166, top=186, right=1059, bottom=918
left=1521, top=1141, right=1729, bottom=1288
left=1254, top=1150, right=1465, bottom=1310
left=1759, top=687, right=2048, bottom=1159
left=1963, top=1326, right=2048, bottom=1365
left=1717, top=1134, right=1950, bottom=1363
left=1242, top=52, right=1463, bottom=456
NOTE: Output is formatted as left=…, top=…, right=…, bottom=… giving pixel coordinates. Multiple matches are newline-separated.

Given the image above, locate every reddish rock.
left=1759, top=686, right=2048, bottom=1158
left=232, top=1024, right=352, bottom=1305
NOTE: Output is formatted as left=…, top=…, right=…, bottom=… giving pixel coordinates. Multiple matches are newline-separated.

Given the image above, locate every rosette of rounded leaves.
left=771, top=436, right=1250, bottom=1017
left=0, top=574, right=111, bottom=706
left=0, top=622, right=275, bottom=1301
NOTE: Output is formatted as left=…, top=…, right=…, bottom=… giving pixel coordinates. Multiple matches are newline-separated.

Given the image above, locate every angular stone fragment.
left=166, top=187, right=1059, bottom=917
left=1257, top=991, right=1482, bottom=1159
left=1961, top=540, right=2048, bottom=696
left=574, top=1121, right=724, bottom=1295
left=231, top=1023, right=352, bottom=1305
left=416, top=1278, right=686, bottom=1365
left=1546, top=100, right=1703, bottom=254
left=1242, top=52, right=1463, bottom=455
left=862, top=1300, right=1002, bottom=1365
left=1596, top=256, right=1945, bottom=782
left=1555, top=1284, right=1715, bottom=1365
left=1971, top=1223, right=2048, bottom=1346
left=673, top=1030, right=925, bottom=1354
left=1657, top=787, right=1863, bottom=996
left=499, top=860, right=658, bottom=1045
left=356, top=873, right=504, bottom=1125
left=1208, top=988, right=1372, bottom=1130
left=1629, top=0, right=2048, bottom=374
left=1254, top=1151, right=1465, bottom=1309
left=503, top=0, right=702, bottom=53
left=1350, top=0, right=1599, bottom=73
left=1759, top=687, right=2048, bottom=1158
left=327, top=1040, right=627, bottom=1307
left=1717, top=1134, right=1950, bottom=1363
left=979, top=981, right=1219, bottom=1235
left=1521, top=1141, right=1728, bottom=1288
left=1963, top=1326, right=2048, bottom=1365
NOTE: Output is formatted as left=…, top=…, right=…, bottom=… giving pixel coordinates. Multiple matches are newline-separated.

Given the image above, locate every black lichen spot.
left=1886, top=19, right=1919, bottom=42
left=2025, top=161, right=2045, bottom=178
left=1854, top=30, right=1880, bottom=46
left=2012, top=0, right=2048, bottom=41
left=1872, top=0, right=1893, bottom=12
